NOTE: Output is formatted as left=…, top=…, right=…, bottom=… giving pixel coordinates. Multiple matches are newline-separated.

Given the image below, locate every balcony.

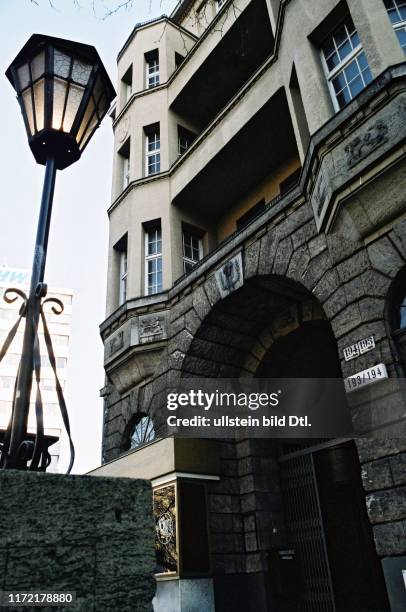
left=171, top=85, right=299, bottom=221
left=169, top=0, right=275, bottom=130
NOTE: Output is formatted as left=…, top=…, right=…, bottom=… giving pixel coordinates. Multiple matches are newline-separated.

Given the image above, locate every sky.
left=0, top=0, right=176, bottom=473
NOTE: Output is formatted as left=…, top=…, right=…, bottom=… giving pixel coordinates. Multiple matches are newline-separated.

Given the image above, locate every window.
left=237, top=200, right=266, bottom=231
left=177, top=126, right=196, bottom=157
left=175, top=52, right=185, bottom=69
left=321, top=16, right=372, bottom=110
left=121, top=65, right=133, bottom=104
left=182, top=227, right=203, bottom=273
left=114, top=233, right=128, bottom=305
left=145, top=49, right=160, bottom=88
left=145, top=124, right=161, bottom=176
left=119, top=250, right=128, bottom=305
left=118, top=137, right=130, bottom=191
left=216, top=0, right=226, bottom=12
left=145, top=222, right=162, bottom=295
left=129, top=413, right=155, bottom=449
left=384, top=0, right=406, bottom=54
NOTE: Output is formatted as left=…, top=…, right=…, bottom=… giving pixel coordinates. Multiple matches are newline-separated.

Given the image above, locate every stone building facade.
left=94, top=0, right=406, bottom=610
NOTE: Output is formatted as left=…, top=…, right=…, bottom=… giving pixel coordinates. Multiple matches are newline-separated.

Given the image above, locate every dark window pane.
left=338, top=40, right=352, bottom=61
left=349, top=75, right=364, bottom=97
left=345, top=60, right=359, bottom=82
left=333, top=72, right=347, bottom=94
left=351, top=32, right=360, bottom=49
left=357, top=51, right=368, bottom=70
left=389, top=8, right=400, bottom=23
left=334, top=24, right=347, bottom=47
left=327, top=52, right=340, bottom=71
left=362, top=66, right=373, bottom=85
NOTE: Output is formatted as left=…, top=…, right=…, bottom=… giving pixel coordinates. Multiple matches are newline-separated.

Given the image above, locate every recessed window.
left=236, top=200, right=266, bottom=231
left=145, top=49, right=160, bottom=89
left=145, top=124, right=160, bottom=176
left=129, top=414, right=155, bottom=449
left=178, top=125, right=196, bottom=157
left=182, top=226, right=203, bottom=273
left=216, top=0, right=226, bottom=12
left=175, top=52, right=185, bottom=69
left=114, top=233, right=128, bottom=306
left=144, top=221, right=162, bottom=295
left=118, top=137, right=130, bottom=191
left=384, top=0, right=406, bottom=54
left=119, top=251, right=128, bottom=305
left=121, top=65, right=133, bottom=104
left=321, top=16, right=372, bottom=110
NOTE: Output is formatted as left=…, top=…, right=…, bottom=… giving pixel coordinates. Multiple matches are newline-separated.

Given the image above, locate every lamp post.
left=0, top=34, right=115, bottom=472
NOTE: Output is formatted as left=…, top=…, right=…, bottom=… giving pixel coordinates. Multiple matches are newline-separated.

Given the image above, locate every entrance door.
left=279, top=441, right=390, bottom=612
left=279, top=449, right=336, bottom=612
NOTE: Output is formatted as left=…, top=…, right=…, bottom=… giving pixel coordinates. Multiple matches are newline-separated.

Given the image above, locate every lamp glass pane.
left=17, top=63, right=30, bottom=91
left=31, top=51, right=45, bottom=81
left=22, top=88, right=35, bottom=135
left=33, top=78, right=45, bottom=131
left=63, top=83, right=85, bottom=132
left=52, top=77, right=68, bottom=129
left=54, top=49, right=71, bottom=78
left=97, top=92, right=109, bottom=118
left=78, top=110, right=99, bottom=151
left=75, top=95, right=95, bottom=144
left=71, top=59, right=92, bottom=85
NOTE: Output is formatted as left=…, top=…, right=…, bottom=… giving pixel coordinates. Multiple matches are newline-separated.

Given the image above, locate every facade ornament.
left=215, top=252, right=244, bottom=298
left=345, top=121, right=389, bottom=168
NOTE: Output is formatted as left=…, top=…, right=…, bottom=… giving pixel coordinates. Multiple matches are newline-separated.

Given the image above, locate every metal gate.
left=278, top=450, right=336, bottom=612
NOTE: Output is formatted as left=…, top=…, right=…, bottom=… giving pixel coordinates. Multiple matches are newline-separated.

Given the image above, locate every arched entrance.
left=256, top=321, right=389, bottom=611
left=180, top=275, right=389, bottom=612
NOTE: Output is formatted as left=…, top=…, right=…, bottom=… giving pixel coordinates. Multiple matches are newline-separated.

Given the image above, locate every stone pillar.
left=348, top=0, right=404, bottom=78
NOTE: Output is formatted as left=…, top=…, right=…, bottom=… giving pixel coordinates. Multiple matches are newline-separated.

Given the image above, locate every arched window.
left=128, top=413, right=155, bottom=450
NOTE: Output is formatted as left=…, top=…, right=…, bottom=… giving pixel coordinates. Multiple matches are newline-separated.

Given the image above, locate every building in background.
left=0, top=266, right=72, bottom=471
left=93, top=1, right=406, bottom=610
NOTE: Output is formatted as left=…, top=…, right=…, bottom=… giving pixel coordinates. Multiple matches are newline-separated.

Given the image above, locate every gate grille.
left=279, top=452, right=336, bottom=612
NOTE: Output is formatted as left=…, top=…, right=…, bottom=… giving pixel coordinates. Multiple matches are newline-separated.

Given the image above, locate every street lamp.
left=0, top=34, right=115, bottom=472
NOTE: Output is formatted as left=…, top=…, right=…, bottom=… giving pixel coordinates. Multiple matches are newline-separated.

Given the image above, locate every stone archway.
left=176, top=273, right=388, bottom=612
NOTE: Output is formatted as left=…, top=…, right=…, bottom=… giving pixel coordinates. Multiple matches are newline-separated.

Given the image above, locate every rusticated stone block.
left=366, top=486, right=406, bottom=524
left=361, top=458, right=393, bottom=491
left=336, top=250, right=369, bottom=283
left=0, top=470, right=155, bottom=612
left=169, top=293, right=193, bottom=323
left=192, top=285, right=211, bottom=320
left=390, top=453, right=406, bottom=486
left=273, top=237, right=293, bottom=276
left=258, top=231, right=278, bottom=275
left=356, top=436, right=406, bottom=464
left=244, top=241, right=260, bottom=279
left=368, top=236, right=404, bottom=278
left=373, top=520, right=406, bottom=556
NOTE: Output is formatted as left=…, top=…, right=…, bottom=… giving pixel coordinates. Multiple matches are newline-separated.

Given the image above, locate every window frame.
left=320, top=17, right=372, bottom=112
left=144, top=223, right=163, bottom=295
left=216, top=0, right=226, bottom=12
left=384, top=0, right=406, bottom=54
left=145, top=125, right=161, bottom=176
left=182, top=227, right=203, bottom=274
left=145, top=50, right=160, bottom=89
left=119, top=249, right=128, bottom=305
